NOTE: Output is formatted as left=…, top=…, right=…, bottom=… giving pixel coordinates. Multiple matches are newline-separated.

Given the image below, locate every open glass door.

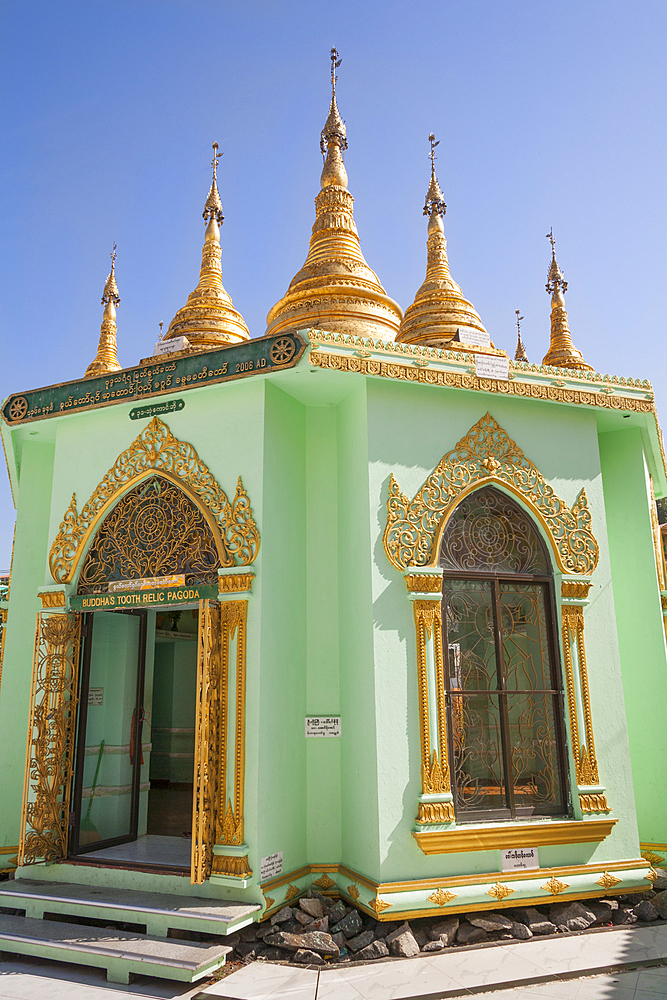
left=69, top=610, right=147, bottom=854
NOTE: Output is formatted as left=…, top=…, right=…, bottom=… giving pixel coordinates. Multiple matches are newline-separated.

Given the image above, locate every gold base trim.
left=416, top=801, right=455, bottom=823
left=210, top=854, right=253, bottom=878
left=412, top=818, right=617, bottom=855
left=579, top=793, right=610, bottom=813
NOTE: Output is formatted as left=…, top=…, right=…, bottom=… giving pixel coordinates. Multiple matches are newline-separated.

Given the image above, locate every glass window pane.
left=507, top=693, right=565, bottom=815
left=500, top=582, right=553, bottom=691
left=443, top=579, right=498, bottom=691
left=76, top=611, right=141, bottom=845
left=440, top=487, right=549, bottom=575
left=450, top=693, right=507, bottom=815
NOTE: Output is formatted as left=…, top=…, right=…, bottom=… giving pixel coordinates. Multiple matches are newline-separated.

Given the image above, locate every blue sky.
left=1, top=0, right=666, bottom=567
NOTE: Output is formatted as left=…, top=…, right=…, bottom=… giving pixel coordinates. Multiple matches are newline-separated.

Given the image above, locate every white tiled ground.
left=1, top=925, right=667, bottom=1000
left=85, top=835, right=191, bottom=869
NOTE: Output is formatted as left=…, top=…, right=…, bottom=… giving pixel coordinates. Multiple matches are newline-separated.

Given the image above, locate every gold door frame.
left=18, top=612, right=82, bottom=866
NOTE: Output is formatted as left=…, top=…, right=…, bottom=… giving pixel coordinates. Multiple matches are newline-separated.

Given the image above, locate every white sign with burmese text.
left=501, top=847, right=539, bottom=871
left=457, top=326, right=491, bottom=347
left=305, top=717, right=342, bottom=738
left=260, top=851, right=284, bottom=881
left=475, top=354, right=510, bottom=381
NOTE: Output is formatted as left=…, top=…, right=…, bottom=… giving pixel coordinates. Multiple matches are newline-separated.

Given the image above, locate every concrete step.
left=0, top=912, right=232, bottom=984
left=0, top=878, right=259, bottom=937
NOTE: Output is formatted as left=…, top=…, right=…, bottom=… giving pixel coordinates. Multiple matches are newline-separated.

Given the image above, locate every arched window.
left=440, top=486, right=569, bottom=821
left=77, top=476, right=221, bottom=594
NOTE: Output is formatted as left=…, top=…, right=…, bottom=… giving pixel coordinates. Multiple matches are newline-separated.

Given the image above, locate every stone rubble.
left=228, top=880, right=667, bottom=968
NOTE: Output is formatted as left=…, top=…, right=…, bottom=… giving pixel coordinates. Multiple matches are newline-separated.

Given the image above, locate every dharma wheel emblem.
left=7, top=396, right=28, bottom=421
left=270, top=337, right=296, bottom=365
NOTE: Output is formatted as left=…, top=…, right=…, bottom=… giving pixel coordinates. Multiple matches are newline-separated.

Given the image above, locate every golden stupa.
left=84, top=245, right=123, bottom=379
left=163, top=144, right=249, bottom=350
left=265, top=49, right=402, bottom=341
left=542, top=230, right=593, bottom=371
left=397, top=135, right=504, bottom=357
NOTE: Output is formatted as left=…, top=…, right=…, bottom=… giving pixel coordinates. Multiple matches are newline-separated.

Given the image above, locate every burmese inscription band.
left=2, top=333, right=306, bottom=426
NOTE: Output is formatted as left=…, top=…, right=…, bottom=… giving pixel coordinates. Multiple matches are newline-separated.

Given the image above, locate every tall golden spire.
left=397, top=135, right=502, bottom=355
left=514, top=310, right=528, bottom=362
left=541, top=229, right=592, bottom=370
left=265, top=48, right=402, bottom=341
left=163, top=143, right=249, bottom=349
left=84, top=244, right=122, bottom=379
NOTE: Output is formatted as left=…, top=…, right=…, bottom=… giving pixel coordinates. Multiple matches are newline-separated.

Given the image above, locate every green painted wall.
left=599, top=427, right=667, bottom=845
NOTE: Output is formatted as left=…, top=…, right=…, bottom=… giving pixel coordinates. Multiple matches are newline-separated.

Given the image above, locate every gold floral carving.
left=216, top=601, right=248, bottom=849
left=579, top=793, right=609, bottom=813
left=561, top=581, right=592, bottom=600
left=405, top=574, right=442, bottom=594
left=285, top=884, right=300, bottom=901
left=417, top=801, right=455, bottom=823
left=413, top=601, right=450, bottom=796
left=211, top=855, right=253, bottom=877
left=191, top=600, right=222, bottom=884
left=486, top=883, right=514, bottom=901
left=641, top=849, right=665, bottom=866
left=312, top=873, right=336, bottom=890
left=262, top=890, right=275, bottom=910
left=309, top=349, right=654, bottom=415
left=38, top=591, right=66, bottom=609
left=645, top=868, right=659, bottom=883
left=347, top=883, right=360, bottom=901
left=596, top=871, right=622, bottom=889
left=542, top=877, right=570, bottom=895
left=428, top=888, right=458, bottom=906
left=383, top=413, right=599, bottom=575
left=19, top=613, right=82, bottom=865
left=49, top=417, right=259, bottom=584
left=561, top=604, right=600, bottom=787
left=218, top=573, right=254, bottom=594
left=369, top=896, right=392, bottom=915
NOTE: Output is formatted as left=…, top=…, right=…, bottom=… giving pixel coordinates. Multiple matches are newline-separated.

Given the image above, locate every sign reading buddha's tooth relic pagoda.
left=1, top=48, right=666, bottom=986
left=2, top=332, right=305, bottom=425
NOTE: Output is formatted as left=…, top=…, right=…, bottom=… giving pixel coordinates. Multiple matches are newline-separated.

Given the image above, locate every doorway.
left=69, top=606, right=199, bottom=870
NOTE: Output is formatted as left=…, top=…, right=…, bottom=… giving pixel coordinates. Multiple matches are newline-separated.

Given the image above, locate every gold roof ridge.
left=265, top=48, right=402, bottom=341
left=164, top=143, right=249, bottom=349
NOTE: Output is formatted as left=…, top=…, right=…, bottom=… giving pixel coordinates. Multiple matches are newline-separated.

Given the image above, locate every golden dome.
left=84, top=245, right=122, bottom=379
left=265, top=49, right=402, bottom=341
left=398, top=135, right=503, bottom=356
left=542, top=231, right=593, bottom=371
left=164, top=143, right=249, bottom=350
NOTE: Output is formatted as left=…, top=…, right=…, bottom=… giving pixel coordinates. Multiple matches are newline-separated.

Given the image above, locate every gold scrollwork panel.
left=413, top=601, right=451, bottom=803
left=560, top=604, right=607, bottom=806
left=49, top=417, right=260, bottom=584
left=218, top=601, right=249, bottom=853
left=192, top=600, right=223, bottom=884
left=18, top=613, right=82, bottom=866
left=383, top=413, right=599, bottom=576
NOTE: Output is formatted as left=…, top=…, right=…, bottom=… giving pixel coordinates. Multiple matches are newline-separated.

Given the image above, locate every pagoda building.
left=0, top=52, right=666, bottom=985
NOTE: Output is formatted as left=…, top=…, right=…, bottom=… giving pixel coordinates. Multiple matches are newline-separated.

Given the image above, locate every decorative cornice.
left=383, top=413, right=599, bottom=575
left=412, top=818, right=616, bottom=854
left=49, top=417, right=259, bottom=584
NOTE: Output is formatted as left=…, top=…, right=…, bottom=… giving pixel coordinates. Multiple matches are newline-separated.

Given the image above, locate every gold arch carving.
left=383, top=413, right=598, bottom=575
left=49, top=417, right=260, bottom=584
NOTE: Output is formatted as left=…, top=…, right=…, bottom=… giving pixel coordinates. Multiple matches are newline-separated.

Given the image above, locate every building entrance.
left=69, top=606, right=199, bottom=871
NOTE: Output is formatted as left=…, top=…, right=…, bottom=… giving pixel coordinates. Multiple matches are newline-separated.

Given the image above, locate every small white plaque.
left=260, top=851, right=284, bottom=881
left=153, top=336, right=190, bottom=357
left=88, top=687, right=104, bottom=706
left=457, top=326, right=491, bottom=347
left=475, top=354, right=510, bottom=381
left=305, top=716, right=342, bottom=738
left=502, top=847, right=539, bottom=871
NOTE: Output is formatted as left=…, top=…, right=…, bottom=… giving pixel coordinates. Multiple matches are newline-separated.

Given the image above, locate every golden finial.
left=424, top=133, right=446, bottom=219
left=515, top=310, right=528, bottom=362
left=542, top=229, right=593, bottom=371
left=320, top=47, right=347, bottom=186
left=101, top=242, right=120, bottom=307
left=84, top=245, right=122, bottom=378
left=203, top=142, right=224, bottom=225
left=158, top=321, right=164, bottom=342
left=162, top=143, right=249, bottom=349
